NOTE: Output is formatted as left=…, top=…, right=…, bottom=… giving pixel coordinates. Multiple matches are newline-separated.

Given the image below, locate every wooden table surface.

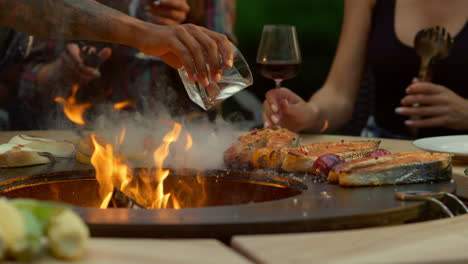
left=2, top=131, right=468, bottom=263
left=5, top=239, right=252, bottom=264
left=233, top=134, right=468, bottom=264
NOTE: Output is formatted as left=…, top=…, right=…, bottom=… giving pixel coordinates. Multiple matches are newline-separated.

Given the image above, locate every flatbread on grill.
left=9, top=135, right=75, bottom=158
left=0, top=143, right=54, bottom=168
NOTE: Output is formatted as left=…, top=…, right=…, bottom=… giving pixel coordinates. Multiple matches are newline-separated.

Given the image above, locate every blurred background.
left=234, top=0, right=344, bottom=103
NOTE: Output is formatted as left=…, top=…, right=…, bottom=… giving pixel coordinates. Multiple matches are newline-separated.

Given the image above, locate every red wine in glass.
left=257, top=25, right=301, bottom=88
left=258, top=61, right=301, bottom=82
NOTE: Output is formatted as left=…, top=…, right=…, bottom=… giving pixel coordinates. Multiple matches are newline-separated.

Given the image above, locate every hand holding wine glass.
left=257, top=25, right=302, bottom=89
left=263, top=87, right=319, bottom=131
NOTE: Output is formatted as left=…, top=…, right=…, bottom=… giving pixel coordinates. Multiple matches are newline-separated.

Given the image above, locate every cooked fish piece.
left=224, top=128, right=299, bottom=168
left=329, top=152, right=452, bottom=186
left=250, top=147, right=280, bottom=169
left=279, top=140, right=380, bottom=172
left=237, top=128, right=299, bottom=147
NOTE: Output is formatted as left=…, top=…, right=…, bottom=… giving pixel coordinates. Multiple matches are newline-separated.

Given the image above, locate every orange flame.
left=54, top=84, right=92, bottom=125
left=90, top=134, right=130, bottom=208
left=90, top=122, right=191, bottom=209
left=185, top=132, right=193, bottom=151
left=113, top=100, right=135, bottom=110
left=319, top=120, right=329, bottom=133
left=151, top=122, right=182, bottom=208
left=172, top=197, right=181, bottom=209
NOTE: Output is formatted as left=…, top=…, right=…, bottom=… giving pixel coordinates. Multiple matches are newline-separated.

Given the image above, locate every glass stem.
left=274, top=79, right=282, bottom=89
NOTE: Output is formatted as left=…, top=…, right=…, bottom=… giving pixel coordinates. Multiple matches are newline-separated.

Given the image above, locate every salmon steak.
left=328, top=152, right=452, bottom=186
left=273, top=140, right=380, bottom=172
left=223, top=128, right=300, bottom=168
left=224, top=129, right=380, bottom=172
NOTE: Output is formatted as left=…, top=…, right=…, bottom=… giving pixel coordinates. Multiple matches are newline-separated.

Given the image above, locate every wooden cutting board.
left=11, top=238, right=252, bottom=264
left=232, top=213, right=468, bottom=264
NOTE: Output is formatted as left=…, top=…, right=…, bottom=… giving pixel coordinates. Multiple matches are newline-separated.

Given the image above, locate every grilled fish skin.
left=329, top=152, right=452, bottom=186
left=279, top=140, right=380, bottom=172
left=225, top=130, right=381, bottom=172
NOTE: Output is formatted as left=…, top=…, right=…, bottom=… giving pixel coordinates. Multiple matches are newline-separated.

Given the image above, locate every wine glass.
left=256, top=25, right=302, bottom=89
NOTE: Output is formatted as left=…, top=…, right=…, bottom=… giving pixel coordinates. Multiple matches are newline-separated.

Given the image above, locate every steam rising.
left=88, top=109, right=240, bottom=171
left=31, top=15, right=259, bottom=170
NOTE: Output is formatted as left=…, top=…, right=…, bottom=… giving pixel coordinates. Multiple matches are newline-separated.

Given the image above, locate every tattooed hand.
left=0, top=0, right=233, bottom=86
left=138, top=23, right=233, bottom=87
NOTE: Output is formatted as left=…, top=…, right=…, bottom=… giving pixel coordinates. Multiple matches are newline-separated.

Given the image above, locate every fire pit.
left=1, top=168, right=304, bottom=209
left=0, top=158, right=455, bottom=241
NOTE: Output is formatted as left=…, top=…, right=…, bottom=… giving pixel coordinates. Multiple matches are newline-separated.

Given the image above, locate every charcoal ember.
left=109, top=188, right=145, bottom=209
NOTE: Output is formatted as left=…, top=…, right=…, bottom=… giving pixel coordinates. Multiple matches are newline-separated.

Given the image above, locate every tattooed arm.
left=0, top=0, right=233, bottom=83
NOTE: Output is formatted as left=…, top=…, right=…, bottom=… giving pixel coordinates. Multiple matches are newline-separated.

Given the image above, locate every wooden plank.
left=7, top=238, right=252, bottom=264
left=232, top=214, right=468, bottom=264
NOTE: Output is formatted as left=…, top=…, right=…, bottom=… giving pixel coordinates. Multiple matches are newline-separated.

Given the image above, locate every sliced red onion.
left=311, top=154, right=345, bottom=176
left=367, top=149, right=392, bottom=158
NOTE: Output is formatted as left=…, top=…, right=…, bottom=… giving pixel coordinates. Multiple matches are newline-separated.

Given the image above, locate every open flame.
left=185, top=132, right=193, bottom=151
left=54, top=84, right=92, bottom=125
left=113, top=100, right=135, bottom=110
left=90, top=122, right=193, bottom=209
left=54, top=87, right=206, bottom=209
left=151, top=122, right=181, bottom=208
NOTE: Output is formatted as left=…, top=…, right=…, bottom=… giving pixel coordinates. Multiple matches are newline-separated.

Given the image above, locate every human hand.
left=138, top=23, right=233, bottom=87
left=146, top=0, right=190, bottom=25
left=263, top=88, right=319, bottom=132
left=396, top=80, right=468, bottom=130
left=56, top=43, right=112, bottom=85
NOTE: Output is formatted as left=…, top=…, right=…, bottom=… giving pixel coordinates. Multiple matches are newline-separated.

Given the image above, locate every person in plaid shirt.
left=15, top=0, right=237, bottom=129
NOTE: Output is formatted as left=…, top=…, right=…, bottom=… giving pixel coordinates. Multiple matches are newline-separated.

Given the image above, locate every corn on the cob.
left=0, top=198, right=43, bottom=261
left=11, top=198, right=89, bottom=260
left=47, top=208, right=89, bottom=260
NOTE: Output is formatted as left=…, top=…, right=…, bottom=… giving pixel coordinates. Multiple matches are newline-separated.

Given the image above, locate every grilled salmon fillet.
left=328, top=152, right=452, bottom=186
left=278, top=140, right=380, bottom=172
left=223, top=128, right=300, bottom=168
left=225, top=129, right=380, bottom=172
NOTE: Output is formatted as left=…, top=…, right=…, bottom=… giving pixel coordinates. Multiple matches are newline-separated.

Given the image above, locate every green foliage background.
left=235, top=0, right=344, bottom=101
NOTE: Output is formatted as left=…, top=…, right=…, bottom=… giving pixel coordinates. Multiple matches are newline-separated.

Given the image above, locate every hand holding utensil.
left=78, top=43, right=106, bottom=69
left=414, top=26, right=453, bottom=82
left=410, top=26, right=453, bottom=137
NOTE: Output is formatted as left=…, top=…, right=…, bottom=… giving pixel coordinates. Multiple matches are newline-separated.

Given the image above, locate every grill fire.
left=56, top=84, right=206, bottom=210
left=89, top=122, right=205, bottom=210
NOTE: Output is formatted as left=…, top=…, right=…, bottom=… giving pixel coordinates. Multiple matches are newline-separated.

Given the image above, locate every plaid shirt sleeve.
left=0, top=32, right=29, bottom=72
left=18, top=39, right=59, bottom=113
left=207, top=0, right=237, bottom=43
left=136, top=0, right=237, bottom=42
